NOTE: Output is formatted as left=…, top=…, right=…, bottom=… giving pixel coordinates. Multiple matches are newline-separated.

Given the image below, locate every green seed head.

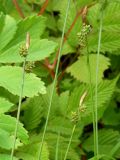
left=19, top=44, right=28, bottom=57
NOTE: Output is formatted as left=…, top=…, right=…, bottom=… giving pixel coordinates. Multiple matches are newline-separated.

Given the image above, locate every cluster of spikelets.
left=19, top=33, right=35, bottom=72
left=77, top=24, right=91, bottom=47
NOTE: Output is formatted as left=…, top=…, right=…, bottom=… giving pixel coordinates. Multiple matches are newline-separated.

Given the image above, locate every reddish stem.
left=81, top=155, right=87, bottom=160
left=44, top=2, right=96, bottom=76
left=43, top=8, right=83, bottom=77
left=12, top=0, right=25, bottom=19
left=42, top=63, right=55, bottom=79
left=64, top=9, right=83, bottom=42
left=24, top=0, right=28, bottom=3
left=49, top=8, right=83, bottom=69
left=38, top=0, right=49, bottom=16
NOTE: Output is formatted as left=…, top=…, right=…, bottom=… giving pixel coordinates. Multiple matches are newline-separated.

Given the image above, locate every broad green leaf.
left=0, top=87, right=19, bottom=104
left=46, top=13, right=57, bottom=31
left=87, top=2, right=120, bottom=32
left=0, top=13, right=17, bottom=50
left=5, top=15, right=46, bottom=48
left=0, top=66, right=46, bottom=97
left=0, top=114, right=28, bottom=144
left=24, top=133, right=80, bottom=160
left=0, top=154, right=18, bottom=160
left=83, top=129, right=120, bottom=155
left=0, top=12, right=5, bottom=33
left=85, top=33, right=120, bottom=54
left=0, top=97, right=13, bottom=114
left=84, top=2, right=120, bottom=54
left=0, top=39, right=57, bottom=63
left=0, top=128, right=22, bottom=149
left=23, top=96, right=44, bottom=130
left=59, top=91, right=69, bottom=114
left=40, top=84, right=60, bottom=119
left=102, top=101, right=120, bottom=126
left=16, top=142, right=49, bottom=160
left=67, top=54, right=110, bottom=83
left=47, top=116, right=83, bottom=138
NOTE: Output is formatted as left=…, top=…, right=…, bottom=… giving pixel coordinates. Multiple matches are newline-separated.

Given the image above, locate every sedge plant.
left=11, top=32, right=30, bottom=160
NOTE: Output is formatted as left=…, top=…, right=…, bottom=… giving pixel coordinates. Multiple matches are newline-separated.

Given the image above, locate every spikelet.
left=19, top=32, right=30, bottom=57
left=19, top=44, right=28, bottom=57
left=25, top=62, right=35, bottom=72
left=71, top=91, right=87, bottom=124
left=77, top=24, right=91, bottom=47
left=71, top=111, right=79, bottom=124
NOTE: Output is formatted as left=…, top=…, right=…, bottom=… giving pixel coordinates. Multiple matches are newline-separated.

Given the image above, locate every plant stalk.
left=95, top=9, right=103, bottom=159
left=63, top=125, right=76, bottom=160
left=11, top=57, right=27, bottom=160
left=37, top=0, right=71, bottom=159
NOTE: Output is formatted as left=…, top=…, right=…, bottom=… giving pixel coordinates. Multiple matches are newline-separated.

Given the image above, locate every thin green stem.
left=63, top=125, right=76, bottom=160
left=11, top=56, right=27, bottom=160
left=37, top=0, right=71, bottom=159
left=55, top=132, right=60, bottom=160
left=95, top=10, right=103, bottom=159
left=86, top=39, right=97, bottom=156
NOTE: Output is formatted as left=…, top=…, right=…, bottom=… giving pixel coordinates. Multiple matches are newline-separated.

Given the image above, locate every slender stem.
left=12, top=0, right=25, bottom=19
left=95, top=10, right=103, bottom=159
left=38, top=0, right=49, bottom=16
left=63, top=125, right=76, bottom=160
left=11, top=57, right=27, bottom=160
left=37, top=0, right=71, bottom=159
left=86, top=38, right=97, bottom=156
left=51, top=8, right=83, bottom=69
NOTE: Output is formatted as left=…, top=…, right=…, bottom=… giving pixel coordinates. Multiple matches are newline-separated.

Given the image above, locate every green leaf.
left=102, top=101, right=120, bottom=126
left=0, top=114, right=29, bottom=144
left=5, top=15, right=46, bottom=48
left=47, top=116, right=83, bottom=138
left=0, top=12, right=5, bottom=33
left=85, top=2, right=120, bottom=54
left=87, top=2, right=120, bottom=32
left=0, top=87, right=19, bottom=104
left=23, top=87, right=69, bottom=131
left=26, top=133, right=80, bottom=160
left=0, top=128, right=22, bottom=149
left=23, top=96, right=44, bottom=130
left=67, top=54, right=110, bottom=83
left=85, top=33, right=120, bottom=54
left=0, top=154, right=18, bottom=160
left=0, top=97, right=13, bottom=114
left=0, top=39, right=57, bottom=63
left=83, top=129, right=120, bottom=156
left=0, top=13, right=17, bottom=50
left=0, top=66, right=46, bottom=97
left=39, top=84, right=61, bottom=119
left=59, top=91, right=70, bottom=115
left=16, top=142, right=49, bottom=160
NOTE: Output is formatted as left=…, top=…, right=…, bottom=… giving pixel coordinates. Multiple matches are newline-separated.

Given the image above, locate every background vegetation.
left=0, top=0, right=120, bottom=159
